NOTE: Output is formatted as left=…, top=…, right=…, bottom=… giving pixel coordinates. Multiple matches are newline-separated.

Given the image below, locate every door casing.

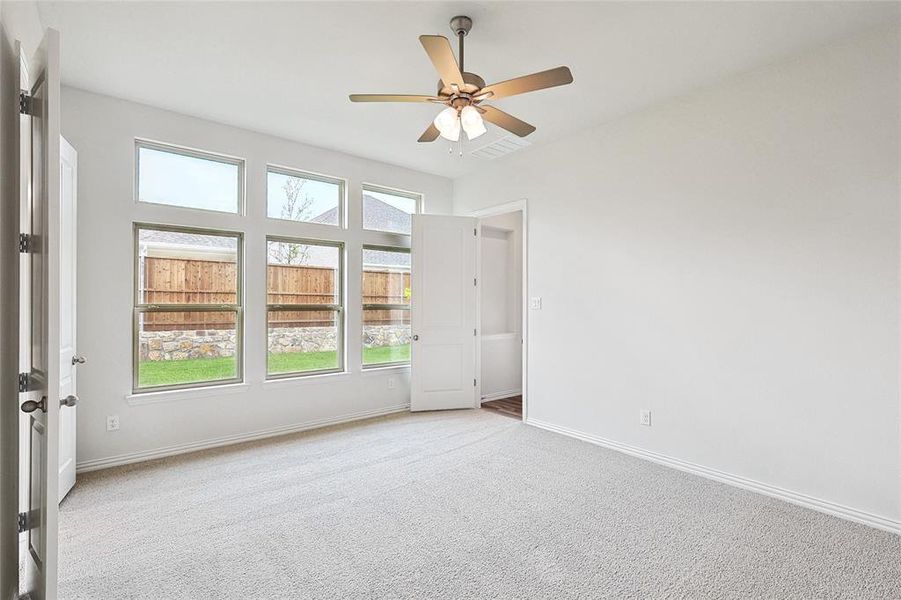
left=470, top=199, right=529, bottom=422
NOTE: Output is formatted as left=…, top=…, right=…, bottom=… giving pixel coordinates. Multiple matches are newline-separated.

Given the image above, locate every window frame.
left=134, top=139, right=245, bottom=215
left=361, top=183, right=422, bottom=234
left=362, top=244, right=411, bottom=369
left=266, top=164, right=347, bottom=228
left=132, top=222, right=245, bottom=394
left=265, top=235, right=346, bottom=380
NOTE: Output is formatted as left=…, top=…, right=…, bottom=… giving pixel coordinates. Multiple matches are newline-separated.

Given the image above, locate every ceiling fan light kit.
left=435, top=106, right=462, bottom=141
left=460, top=106, right=487, bottom=139
left=349, top=15, right=574, bottom=150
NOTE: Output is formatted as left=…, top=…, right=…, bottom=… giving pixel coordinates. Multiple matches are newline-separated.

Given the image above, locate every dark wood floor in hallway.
left=481, top=395, right=522, bottom=419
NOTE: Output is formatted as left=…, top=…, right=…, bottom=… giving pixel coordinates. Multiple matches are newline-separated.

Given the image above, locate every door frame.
left=16, top=42, right=31, bottom=593
left=470, top=199, right=528, bottom=422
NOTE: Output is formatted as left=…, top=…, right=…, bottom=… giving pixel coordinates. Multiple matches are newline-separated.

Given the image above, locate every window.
left=267, top=166, right=344, bottom=226
left=134, top=224, right=243, bottom=391
left=136, top=141, right=243, bottom=214
left=267, top=237, right=344, bottom=378
left=362, top=184, right=421, bottom=235
left=362, top=246, right=410, bottom=367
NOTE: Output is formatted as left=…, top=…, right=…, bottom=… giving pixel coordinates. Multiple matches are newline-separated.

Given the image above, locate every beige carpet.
left=59, top=410, right=901, bottom=599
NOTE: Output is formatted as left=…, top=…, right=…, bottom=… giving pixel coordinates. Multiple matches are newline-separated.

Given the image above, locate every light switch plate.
left=530, top=297, right=542, bottom=310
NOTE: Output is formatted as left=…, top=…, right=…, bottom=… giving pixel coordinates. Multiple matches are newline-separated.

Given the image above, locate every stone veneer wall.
left=140, top=330, right=237, bottom=361
left=139, top=325, right=411, bottom=361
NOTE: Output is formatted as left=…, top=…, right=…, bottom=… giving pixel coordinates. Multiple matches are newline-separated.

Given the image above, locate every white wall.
left=0, top=2, right=43, bottom=596
left=455, top=27, right=901, bottom=525
left=480, top=211, right=522, bottom=400
left=61, top=87, right=453, bottom=468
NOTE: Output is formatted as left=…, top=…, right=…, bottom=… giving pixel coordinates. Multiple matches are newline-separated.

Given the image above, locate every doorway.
left=474, top=201, right=527, bottom=421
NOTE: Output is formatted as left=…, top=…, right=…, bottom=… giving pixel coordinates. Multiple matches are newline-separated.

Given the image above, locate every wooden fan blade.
left=419, top=35, right=464, bottom=88
left=480, top=105, right=536, bottom=137
left=418, top=122, right=440, bottom=143
left=479, top=66, right=573, bottom=100
left=349, top=94, right=439, bottom=102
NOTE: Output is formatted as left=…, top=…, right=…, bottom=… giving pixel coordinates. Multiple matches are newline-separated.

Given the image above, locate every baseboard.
left=76, top=403, right=411, bottom=473
left=526, top=417, right=901, bottom=536
left=480, top=389, right=522, bottom=402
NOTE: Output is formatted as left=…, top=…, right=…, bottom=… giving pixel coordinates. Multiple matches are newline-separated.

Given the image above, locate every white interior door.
left=19, top=28, right=62, bottom=600
left=58, top=136, right=78, bottom=501
left=410, top=214, right=478, bottom=411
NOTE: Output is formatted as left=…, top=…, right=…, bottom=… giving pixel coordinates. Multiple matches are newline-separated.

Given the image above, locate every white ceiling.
left=39, top=1, right=898, bottom=179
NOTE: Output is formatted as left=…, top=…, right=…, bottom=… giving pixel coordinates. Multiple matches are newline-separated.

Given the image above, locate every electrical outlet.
left=106, top=415, right=120, bottom=431
left=387, top=376, right=396, bottom=390
left=530, top=297, right=542, bottom=310
left=640, top=410, right=651, bottom=427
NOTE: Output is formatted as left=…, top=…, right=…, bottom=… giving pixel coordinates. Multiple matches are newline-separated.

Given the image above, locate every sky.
left=139, top=147, right=239, bottom=212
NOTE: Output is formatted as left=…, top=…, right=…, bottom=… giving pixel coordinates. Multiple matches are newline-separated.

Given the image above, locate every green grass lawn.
left=138, top=344, right=411, bottom=387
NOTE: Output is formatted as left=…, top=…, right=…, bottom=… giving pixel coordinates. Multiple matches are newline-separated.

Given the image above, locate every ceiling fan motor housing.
left=438, top=72, right=486, bottom=99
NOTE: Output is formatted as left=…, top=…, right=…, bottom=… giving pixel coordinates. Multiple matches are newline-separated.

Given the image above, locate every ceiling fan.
left=349, top=15, right=573, bottom=143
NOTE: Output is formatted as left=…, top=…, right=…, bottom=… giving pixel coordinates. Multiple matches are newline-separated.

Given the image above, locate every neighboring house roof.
left=139, top=229, right=236, bottom=250
left=364, top=248, right=410, bottom=269
left=312, top=194, right=412, bottom=235
left=139, top=229, right=237, bottom=262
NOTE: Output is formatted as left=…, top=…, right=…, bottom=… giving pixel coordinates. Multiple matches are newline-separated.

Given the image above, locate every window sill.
left=262, top=370, right=352, bottom=389
left=360, top=364, right=411, bottom=376
left=126, top=382, right=250, bottom=406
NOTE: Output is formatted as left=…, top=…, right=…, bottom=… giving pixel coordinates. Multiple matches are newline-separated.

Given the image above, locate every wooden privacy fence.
left=141, top=257, right=410, bottom=331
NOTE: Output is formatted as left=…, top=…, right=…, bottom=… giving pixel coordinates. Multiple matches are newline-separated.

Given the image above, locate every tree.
left=268, top=177, right=314, bottom=265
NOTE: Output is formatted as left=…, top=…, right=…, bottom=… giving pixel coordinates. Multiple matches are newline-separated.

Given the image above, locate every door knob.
left=60, top=394, right=78, bottom=408
left=21, top=397, right=47, bottom=414
left=72, top=355, right=86, bottom=365
left=412, top=335, right=419, bottom=341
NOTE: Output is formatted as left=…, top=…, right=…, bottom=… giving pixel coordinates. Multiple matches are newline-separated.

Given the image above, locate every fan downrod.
left=439, top=15, right=481, bottom=97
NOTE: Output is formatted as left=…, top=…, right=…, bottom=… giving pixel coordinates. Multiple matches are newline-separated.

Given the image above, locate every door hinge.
left=18, top=91, right=33, bottom=115
left=18, top=233, right=34, bottom=253
left=18, top=372, right=35, bottom=393
left=473, top=277, right=477, bottom=286
left=17, top=511, right=28, bottom=533
left=474, top=227, right=477, bottom=236
left=473, top=328, right=477, bottom=336
left=473, top=378, right=477, bottom=387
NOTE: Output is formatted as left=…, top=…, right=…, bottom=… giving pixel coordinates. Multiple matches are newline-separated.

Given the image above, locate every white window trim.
left=133, top=222, right=245, bottom=394
left=265, top=235, right=347, bottom=380
left=134, top=138, right=246, bottom=215
left=361, top=182, right=422, bottom=235
left=266, top=164, right=347, bottom=229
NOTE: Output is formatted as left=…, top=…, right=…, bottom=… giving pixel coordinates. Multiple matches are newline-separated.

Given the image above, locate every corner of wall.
left=0, top=0, right=44, bottom=59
